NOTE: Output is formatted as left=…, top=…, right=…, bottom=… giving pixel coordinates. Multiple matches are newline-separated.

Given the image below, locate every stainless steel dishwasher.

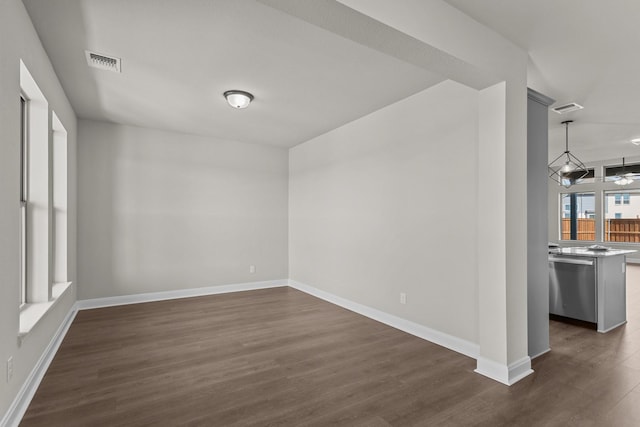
left=549, top=255, right=597, bottom=322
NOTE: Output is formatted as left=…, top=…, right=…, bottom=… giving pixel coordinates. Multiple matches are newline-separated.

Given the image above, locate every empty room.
left=3, top=1, right=640, bottom=426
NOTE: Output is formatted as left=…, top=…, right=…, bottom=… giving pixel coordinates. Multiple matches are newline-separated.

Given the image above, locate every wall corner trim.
left=1, top=307, right=77, bottom=427
left=76, top=279, right=289, bottom=310
left=527, top=87, right=555, bottom=107
left=475, top=356, right=533, bottom=386
left=288, top=280, right=479, bottom=359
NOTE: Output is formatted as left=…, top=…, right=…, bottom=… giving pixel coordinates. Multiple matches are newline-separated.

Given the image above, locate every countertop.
left=549, top=247, right=637, bottom=258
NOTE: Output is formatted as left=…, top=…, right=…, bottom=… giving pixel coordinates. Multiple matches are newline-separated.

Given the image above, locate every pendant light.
left=548, top=120, right=588, bottom=188
left=614, top=157, right=634, bottom=186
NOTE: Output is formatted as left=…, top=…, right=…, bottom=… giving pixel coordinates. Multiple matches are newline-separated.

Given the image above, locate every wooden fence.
left=561, top=218, right=640, bottom=242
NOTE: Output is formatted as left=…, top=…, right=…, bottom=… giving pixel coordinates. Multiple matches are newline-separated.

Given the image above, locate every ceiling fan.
left=609, top=157, right=638, bottom=186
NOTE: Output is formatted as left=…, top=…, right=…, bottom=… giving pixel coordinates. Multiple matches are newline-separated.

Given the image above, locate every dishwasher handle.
left=549, top=256, right=594, bottom=266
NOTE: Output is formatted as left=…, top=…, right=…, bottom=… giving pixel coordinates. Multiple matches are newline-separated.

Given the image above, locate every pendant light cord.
left=563, top=120, right=572, bottom=153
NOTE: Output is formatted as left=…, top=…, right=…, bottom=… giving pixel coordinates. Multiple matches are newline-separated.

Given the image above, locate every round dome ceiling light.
left=224, top=90, right=254, bottom=109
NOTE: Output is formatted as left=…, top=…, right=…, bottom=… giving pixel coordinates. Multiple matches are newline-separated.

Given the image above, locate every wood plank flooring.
left=20, top=267, right=640, bottom=426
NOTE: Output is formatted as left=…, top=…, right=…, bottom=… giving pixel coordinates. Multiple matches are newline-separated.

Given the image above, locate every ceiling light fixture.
left=224, top=90, right=254, bottom=109
left=631, top=138, right=640, bottom=146
left=614, top=157, right=634, bottom=186
left=548, top=120, right=588, bottom=188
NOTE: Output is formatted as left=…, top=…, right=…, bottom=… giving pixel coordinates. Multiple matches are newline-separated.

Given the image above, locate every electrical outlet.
left=400, top=293, right=407, bottom=305
left=249, top=265, right=256, bottom=274
left=6, top=357, right=13, bottom=383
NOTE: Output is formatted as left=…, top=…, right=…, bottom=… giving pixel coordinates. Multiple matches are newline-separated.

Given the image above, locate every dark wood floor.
left=20, top=267, right=640, bottom=426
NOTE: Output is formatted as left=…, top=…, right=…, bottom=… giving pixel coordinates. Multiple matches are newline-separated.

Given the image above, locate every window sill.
left=19, top=282, right=72, bottom=340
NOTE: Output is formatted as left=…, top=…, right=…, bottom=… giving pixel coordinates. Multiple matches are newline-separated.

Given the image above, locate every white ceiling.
left=25, top=0, right=640, bottom=159
left=23, top=0, right=445, bottom=148
left=445, top=0, right=640, bottom=164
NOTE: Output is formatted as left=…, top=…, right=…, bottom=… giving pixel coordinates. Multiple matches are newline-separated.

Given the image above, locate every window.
left=552, top=160, right=640, bottom=245
left=20, top=96, right=28, bottom=307
left=20, top=59, right=51, bottom=307
left=52, top=112, right=68, bottom=284
left=604, top=191, right=640, bottom=242
left=605, top=162, right=640, bottom=182
left=561, top=168, right=595, bottom=186
left=560, top=192, right=595, bottom=241
left=613, top=193, right=630, bottom=205
left=18, top=60, right=72, bottom=337
left=613, top=193, right=629, bottom=205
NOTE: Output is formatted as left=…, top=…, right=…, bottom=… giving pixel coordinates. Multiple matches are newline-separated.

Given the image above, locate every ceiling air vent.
left=552, top=102, right=583, bottom=114
left=85, top=50, right=121, bottom=73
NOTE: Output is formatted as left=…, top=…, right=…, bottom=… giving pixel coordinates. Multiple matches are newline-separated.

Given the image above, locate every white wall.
left=337, top=0, right=530, bottom=384
left=78, top=120, right=289, bottom=299
left=289, top=80, right=479, bottom=344
left=0, top=0, right=77, bottom=419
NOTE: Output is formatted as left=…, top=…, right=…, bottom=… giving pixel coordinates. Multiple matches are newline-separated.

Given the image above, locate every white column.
left=476, top=81, right=531, bottom=385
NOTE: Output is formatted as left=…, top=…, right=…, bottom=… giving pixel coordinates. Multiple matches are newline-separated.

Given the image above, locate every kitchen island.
left=549, top=247, right=635, bottom=333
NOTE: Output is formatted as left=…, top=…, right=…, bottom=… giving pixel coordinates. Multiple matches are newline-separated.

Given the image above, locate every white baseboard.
left=76, top=279, right=288, bottom=310
left=2, top=279, right=288, bottom=426
left=288, top=280, right=480, bottom=359
left=598, top=320, right=627, bottom=333
left=1, top=306, right=77, bottom=427
left=530, top=347, right=551, bottom=359
left=3, top=275, right=532, bottom=427
left=475, top=355, right=533, bottom=386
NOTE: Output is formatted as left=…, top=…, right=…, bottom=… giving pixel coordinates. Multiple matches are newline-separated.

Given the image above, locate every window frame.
left=20, top=94, right=28, bottom=308
left=605, top=161, right=640, bottom=182
left=603, top=190, right=640, bottom=243
left=18, top=59, right=73, bottom=338
left=551, top=160, right=640, bottom=245
left=559, top=192, right=596, bottom=242
left=560, top=168, right=596, bottom=186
